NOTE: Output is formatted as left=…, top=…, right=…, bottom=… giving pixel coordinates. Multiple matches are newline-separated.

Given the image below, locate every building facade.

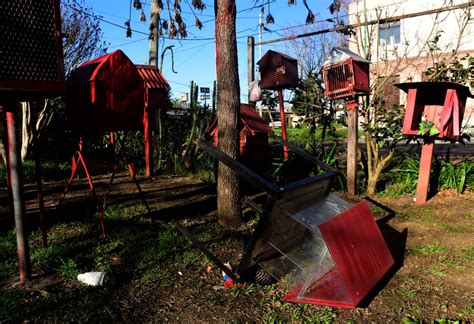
left=347, top=0, right=473, bottom=131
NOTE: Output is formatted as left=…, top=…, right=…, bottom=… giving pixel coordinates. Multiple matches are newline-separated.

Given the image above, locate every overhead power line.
left=255, top=2, right=473, bottom=46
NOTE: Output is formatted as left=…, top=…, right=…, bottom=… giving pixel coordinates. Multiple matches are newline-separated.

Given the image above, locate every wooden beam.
left=197, top=140, right=281, bottom=198
left=415, top=142, right=435, bottom=204
left=347, top=100, right=358, bottom=196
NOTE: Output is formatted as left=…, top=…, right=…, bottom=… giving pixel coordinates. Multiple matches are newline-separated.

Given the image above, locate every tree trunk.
left=21, top=102, right=32, bottom=161
left=215, top=0, right=241, bottom=228
left=366, top=148, right=395, bottom=196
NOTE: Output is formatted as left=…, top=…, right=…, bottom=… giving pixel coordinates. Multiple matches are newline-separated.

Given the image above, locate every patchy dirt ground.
left=0, top=174, right=473, bottom=322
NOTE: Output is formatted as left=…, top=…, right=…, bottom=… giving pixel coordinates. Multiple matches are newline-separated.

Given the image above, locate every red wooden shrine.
left=208, top=104, right=272, bottom=174
left=67, top=51, right=170, bottom=176
left=322, top=47, right=370, bottom=101
left=63, top=51, right=157, bottom=234
left=258, top=50, right=298, bottom=160
left=257, top=50, right=298, bottom=91
left=395, top=82, right=470, bottom=141
left=136, top=65, right=170, bottom=176
left=395, top=82, right=472, bottom=204
left=68, top=50, right=145, bottom=131
left=322, top=47, right=370, bottom=196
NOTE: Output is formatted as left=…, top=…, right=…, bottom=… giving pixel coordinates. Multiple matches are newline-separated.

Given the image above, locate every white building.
left=347, top=0, right=473, bottom=131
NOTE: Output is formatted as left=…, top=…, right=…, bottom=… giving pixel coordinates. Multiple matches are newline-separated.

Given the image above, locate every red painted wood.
left=284, top=267, right=354, bottom=308
left=318, top=201, right=394, bottom=307
left=415, top=142, right=434, bottom=204
left=402, top=88, right=417, bottom=135
left=208, top=104, right=271, bottom=172
left=397, top=82, right=470, bottom=140
left=278, top=90, right=289, bottom=160
left=68, top=50, right=145, bottom=131
left=144, top=107, right=153, bottom=176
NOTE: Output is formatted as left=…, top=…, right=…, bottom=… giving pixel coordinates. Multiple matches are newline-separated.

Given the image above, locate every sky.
left=81, top=0, right=338, bottom=103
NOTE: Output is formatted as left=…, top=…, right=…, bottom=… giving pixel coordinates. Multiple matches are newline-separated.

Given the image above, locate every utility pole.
left=247, top=37, right=255, bottom=86
left=149, top=0, right=159, bottom=66
left=258, top=7, right=264, bottom=116
left=146, top=0, right=159, bottom=176
left=258, top=7, right=263, bottom=61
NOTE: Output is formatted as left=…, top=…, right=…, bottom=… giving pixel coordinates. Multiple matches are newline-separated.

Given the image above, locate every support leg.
left=415, top=142, right=435, bottom=204
left=57, top=154, right=80, bottom=206
left=103, top=164, right=118, bottom=209
left=78, top=152, right=106, bottom=236
left=278, top=90, right=288, bottom=160
left=129, top=163, right=151, bottom=214
left=347, top=100, right=359, bottom=196
left=34, top=156, right=47, bottom=247
left=5, top=104, right=31, bottom=283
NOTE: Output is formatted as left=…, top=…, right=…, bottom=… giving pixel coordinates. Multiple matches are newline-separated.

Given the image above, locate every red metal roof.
left=240, top=104, right=272, bottom=134
left=135, top=65, right=170, bottom=91
left=208, top=104, right=272, bottom=136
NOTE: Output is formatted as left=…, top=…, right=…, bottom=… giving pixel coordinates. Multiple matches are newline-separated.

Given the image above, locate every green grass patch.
left=460, top=246, right=474, bottom=262
left=0, top=160, right=70, bottom=186
left=273, top=123, right=351, bottom=144
left=438, top=223, right=470, bottom=233
left=407, top=244, right=448, bottom=255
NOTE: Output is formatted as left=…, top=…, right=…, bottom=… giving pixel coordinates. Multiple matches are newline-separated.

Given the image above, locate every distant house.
left=347, top=0, right=473, bottom=131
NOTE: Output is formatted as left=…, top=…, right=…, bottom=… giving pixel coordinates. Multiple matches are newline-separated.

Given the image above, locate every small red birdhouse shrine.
left=67, top=50, right=145, bottom=131
left=208, top=104, right=272, bottom=173
left=322, top=47, right=370, bottom=100
left=136, top=65, right=170, bottom=176
left=395, top=82, right=471, bottom=141
left=258, top=50, right=298, bottom=90
left=395, top=81, right=472, bottom=204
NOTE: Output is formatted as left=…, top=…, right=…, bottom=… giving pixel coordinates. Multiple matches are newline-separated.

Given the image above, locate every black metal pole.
left=5, top=102, right=31, bottom=283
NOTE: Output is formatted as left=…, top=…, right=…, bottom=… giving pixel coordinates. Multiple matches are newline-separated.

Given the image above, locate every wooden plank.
left=402, top=88, right=417, bottom=135
left=346, top=102, right=358, bottom=196
left=415, top=142, right=435, bottom=204
left=269, top=133, right=336, bottom=173
left=174, top=222, right=239, bottom=282
left=197, top=140, right=281, bottom=198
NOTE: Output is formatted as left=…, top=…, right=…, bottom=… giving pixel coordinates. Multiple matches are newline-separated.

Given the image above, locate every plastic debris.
left=222, top=261, right=244, bottom=289
left=77, top=272, right=108, bottom=286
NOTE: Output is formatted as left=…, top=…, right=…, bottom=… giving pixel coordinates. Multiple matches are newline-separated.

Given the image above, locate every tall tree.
left=214, top=0, right=241, bottom=228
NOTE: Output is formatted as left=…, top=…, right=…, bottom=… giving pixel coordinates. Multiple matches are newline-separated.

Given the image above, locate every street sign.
left=200, top=87, right=210, bottom=94
left=200, top=94, right=210, bottom=101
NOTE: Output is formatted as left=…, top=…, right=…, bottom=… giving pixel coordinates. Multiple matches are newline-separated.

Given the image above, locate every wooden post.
left=144, top=104, right=153, bottom=176
left=278, top=90, right=289, bottom=160
left=347, top=99, right=358, bottom=196
left=415, top=141, right=434, bottom=204
left=149, top=0, right=159, bottom=66
left=5, top=102, right=31, bottom=283
left=247, top=36, right=255, bottom=86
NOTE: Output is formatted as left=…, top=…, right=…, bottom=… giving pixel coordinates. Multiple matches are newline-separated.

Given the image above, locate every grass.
left=273, top=123, right=355, bottom=144
left=0, top=160, right=70, bottom=187
left=407, top=244, right=448, bottom=255
left=0, top=182, right=473, bottom=322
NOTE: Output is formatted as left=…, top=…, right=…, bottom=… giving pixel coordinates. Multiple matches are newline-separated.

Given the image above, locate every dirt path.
left=0, top=175, right=473, bottom=321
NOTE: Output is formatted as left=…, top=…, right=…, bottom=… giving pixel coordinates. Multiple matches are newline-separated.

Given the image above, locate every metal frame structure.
left=57, top=132, right=151, bottom=236
left=178, top=136, right=338, bottom=282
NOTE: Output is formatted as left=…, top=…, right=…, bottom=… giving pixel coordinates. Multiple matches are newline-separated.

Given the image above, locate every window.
left=379, top=21, right=401, bottom=46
